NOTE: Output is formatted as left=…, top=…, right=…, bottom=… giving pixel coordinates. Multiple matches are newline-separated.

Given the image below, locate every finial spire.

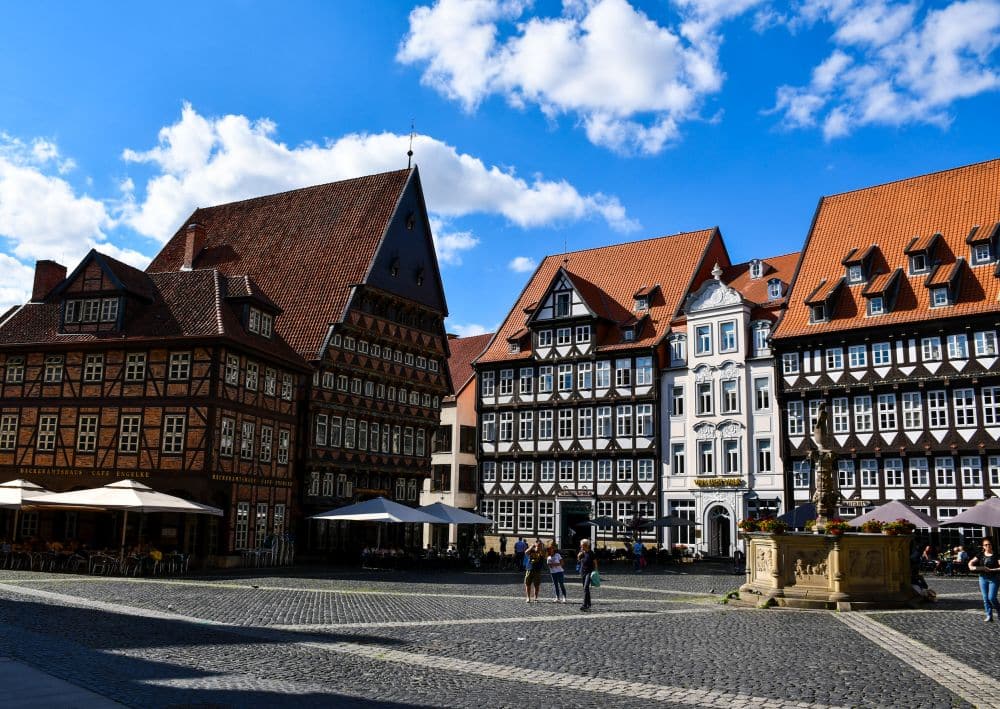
left=407, top=121, right=415, bottom=169
left=712, top=262, right=723, bottom=280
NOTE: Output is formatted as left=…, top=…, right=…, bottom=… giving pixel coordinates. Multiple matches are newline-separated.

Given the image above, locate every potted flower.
left=825, top=518, right=850, bottom=535
left=882, top=518, right=916, bottom=536
left=804, top=519, right=816, bottom=531
left=738, top=518, right=759, bottom=534
left=757, top=517, right=788, bottom=535
left=859, top=520, right=884, bottom=534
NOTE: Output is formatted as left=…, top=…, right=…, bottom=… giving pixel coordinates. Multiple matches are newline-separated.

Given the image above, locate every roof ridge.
left=822, top=156, right=1000, bottom=201
left=541, top=227, right=716, bottom=262
left=730, top=250, right=800, bottom=268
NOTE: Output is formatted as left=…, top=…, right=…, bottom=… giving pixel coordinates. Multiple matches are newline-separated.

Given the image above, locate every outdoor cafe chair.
left=89, top=553, right=119, bottom=576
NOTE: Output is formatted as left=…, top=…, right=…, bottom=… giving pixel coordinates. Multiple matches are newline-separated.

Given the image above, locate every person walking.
left=577, top=538, right=597, bottom=612
left=547, top=541, right=567, bottom=603
left=514, top=536, right=528, bottom=571
left=524, top=539, right=546, bottom=602
left=968, top=537, right=1000, bottom=622
left=633, top=538, right=646, bottom=573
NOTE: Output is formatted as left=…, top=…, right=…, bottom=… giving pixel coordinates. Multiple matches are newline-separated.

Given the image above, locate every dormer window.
left=749, top=260, right=763, bottom=279
left=810, top=304, right=828, bottom=323
left=64, top=297, right=119, bottom=324
left=909, top=253, right=928, bottom=274
left=623, top=328, right=635, bottom=342
left=767, top=279, right=782, bottom=300
left=867, top=297, right=884, bottom=316
left=634, top=296, right=649, bottom=311
left=508, top=342, right=520, bottom=354
left=555, top=292, right=571, bottom=317
left=972, top=242, right=993, bottom=265
left=930, top=287, right=950, bottom=308
left=847, top=264, right=864, bottom=283
left=247, top=307, right=273, bottom=338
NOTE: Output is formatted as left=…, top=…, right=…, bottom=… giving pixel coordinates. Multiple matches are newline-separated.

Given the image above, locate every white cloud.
left=121, top=103, right=638, bottom=243
left=429, top=218, right=480, bottom=265
left=0, top=252, right=35, bottom=312
left=508, top=255, right=537, bottom=272
left=398, top=0, right=760, bottom=154
left=447, top=321, right=492, bottom=337
left=770, top=0, right=1000, bottom=138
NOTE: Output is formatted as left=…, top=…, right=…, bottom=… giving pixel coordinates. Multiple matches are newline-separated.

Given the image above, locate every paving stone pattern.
left=0, top=566, right=984, bottom=708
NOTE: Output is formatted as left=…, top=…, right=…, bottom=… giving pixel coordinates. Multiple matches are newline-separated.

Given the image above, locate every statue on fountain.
left=807, top=402, right=840, bottom=532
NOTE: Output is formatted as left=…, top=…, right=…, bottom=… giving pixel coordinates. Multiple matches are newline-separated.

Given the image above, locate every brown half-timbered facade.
left=475, top=230, right=728, bottom=550
left=0, top=250, right=308, bottom=554
left=147, top=167, right=451, bottom=555
left=773, top=158, right=1000, bottom=545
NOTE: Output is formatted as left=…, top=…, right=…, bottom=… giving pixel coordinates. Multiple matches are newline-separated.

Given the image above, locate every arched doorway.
left=707, top=505, right=732, bottom=558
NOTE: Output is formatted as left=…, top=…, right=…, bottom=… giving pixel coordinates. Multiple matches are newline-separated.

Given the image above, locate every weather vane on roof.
left=407, top=121, right=415, bottom=169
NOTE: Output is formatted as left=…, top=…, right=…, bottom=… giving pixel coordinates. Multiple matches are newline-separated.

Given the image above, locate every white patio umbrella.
left=29, top=479, right=222, bottom=559
left=419, top=502, right=493, bottom=525
left=310, top=497, right=442, bottom=548
left=847, top=500, right=940, bottom=529
left=0, top=479, right=51, bottom=541
left=942, top=497, right=1000, bottom=528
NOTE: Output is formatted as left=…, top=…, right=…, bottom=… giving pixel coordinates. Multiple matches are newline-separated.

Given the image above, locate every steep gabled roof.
left=723, top=252, right=800, bottom=307
left=146, top=168, right=414, bottom=360
left=51, top=250, right=155, bottom=302
left=775, top=158, right=1000, bottom=339
left=445, top=333, right=493, bottom=397
left=477, top=228, right=724, bottom=364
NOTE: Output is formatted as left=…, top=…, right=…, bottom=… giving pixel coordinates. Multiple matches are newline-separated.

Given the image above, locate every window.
left=635, top=295, right=649, bottom=311
left=860, top=459, right=878, bottom=487
left=635, top=357, right=653, bottom=386
left=482, top=462, right=497, bottom=482
left=721, top=379, right=739, bottom=413
left=392, top=425, right=401, bottom=454
left=519, top=368, right=534, bottom=394
left=538, top=366, right=553, bottom=393
left=936, top=457, right=955, bottom=487
left=826, top=348, right=843, bottom=371
left=695, top=325, right=711, bottom=355
left=520, top=461, right=534, bottom=481
left=168, top=352, right=191, bottom=381
left=636, top=404, right=653, bottom=436
left=559, top=460, right=574, bottom=482
left=847, top=264, right=863, bottom=283
left=928, top=390, right=948, bottom=428
left=481, top=413, right=495, bottom=442
left=537, top=330, right=552, bottom=347
left=990, top=456, right=1000, bottom=487
left=983, top=386, right=1000, bottom=425
left=75, top=415, right=98, bottom=452
left=854, top=396, right=872, bottom=433
left=595, top=361, right=610, bottom=388
left=330, top=416, right=342, bottom=447
left=81, top=354, right=103, bottom=383
left=4, top=356, right=24, bottom=384
left=793, top=461, right=811, bottom=488
left=499, top=369, right=513, bottom=395
left=99, top=297, right=119, bottom=322
left=347, top=419, right=359, bottom=449
left=872, top=342, right=891, bottom=365
left=782, top=353, right=800, bottom=375
left=848, top=345, right=867, bottom=369
left=235, top=502, right=250, bottom=549
left=787, top=400, right=804, bottom=435
left=578, top=460, right=594, bottom=483
left=556, top=327, right=571, bottom=345
left=615, top=405, right=632, bottom=436
left=596, top=407, right=612, bottom=438
left=719, top=321, right=737, bottom=353
left=697, top=440, right=714, bottom=475
left=555, top=292, right=571, bottom=317
left=921, top=337, right=942, bottom=362
left=838, top=460, right=855, bottom=488
left=538, top=501, right=554, bottom=532
left=671, top=386, right=684, bottom=416
left=480, top=372, right=495, bottom=397
left=277, top=430, right=290, bottom=464
left=617, top=459, right=633, bottom=482
left=947, top=334, right=968, bottom=359
left=975, top=330, right=998, bottom=357
left=637, top=459, right=654, bottom=482
left=930, top=288, right=950, bottom=308
left=264, top=369, right=276, bottom=396
left=877, top=394, right=897, bottom=430
left=44, top=355, right=63, bottom=383
left=558, top=364, right=573, bottom=391
left=359, top=421, right=369, bottom=452
left=577, top=362, right=592, bottom=390
left=220, top=417, right=235, bottom=457
left=756, top=439, right=772, bottom=473
left=615, top=359, right=632, bottom=388
left=597, top=460, right=612, bottom=482
left=578, top=407, right=592, bottom=438
left=576, top=325, right=591, bottom=343
left=559, top=409, right=574, bottom=438
left=404, top=352, right=413, bottom=366
left=371, top=423, right=381, bottom=453
left=902, top=392, right=923, bottom=429
left=240, top=421, right=255, bottom=460
left=499, top=412, right=513, bottom=441
left=337, top=375, right=348, bottom=392
left=961, top=456, right=983, bottom=486
left=540, top=461, right=555, bottom=482
left=260, top=426, right=273, bottom=463
left=0, top=414, right=18, bottom=450
left=518, top=411, right=533, bottom=441
left=910, top=458, right=929, bottom=487
left=767, top=279, right=782, bottom=299
left=909, top=253, right=928, bottom=274
left=884, top=459, right=903, bottom=487
left=671, top=443, right=685, bottom=474
left=497, top=500, right=514, bottom=530
left=953, top=388, right=976, bottom=427
left=36, top=414, right=57, bottom=451
left=162, top=415, right=186, bottom=453
left=972, top=242, right=993, bottom=264
left=723, top=439, right=740, bottom=474
left=696, top=382, right=713, bottom=415
left=670, top=336, right=687, bottom=364
left=315, top=414, right=328, bottom=446
left=517, top=500, right=534, bottom=532
left=753, top=324, right=770, bottom=353
left=120, top=353, right=146, bottom=383
left=811, top=303, right=828, bottom=322
left=832, top=397, right=849, bottom=433
left=118, top=414, right=141, bottom=453
left=538, top=410, right=553, bottom=440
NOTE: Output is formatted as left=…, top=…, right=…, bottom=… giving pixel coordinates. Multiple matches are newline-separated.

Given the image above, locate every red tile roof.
left=146, top=168, right=414, bottom=360
left=477, top=229, right=723, bottom=364
left=775, top=158, right=1000, bottom=339
left=723, top=252, right=800, bottom=307
left=446, top=333, right=493, bottom=397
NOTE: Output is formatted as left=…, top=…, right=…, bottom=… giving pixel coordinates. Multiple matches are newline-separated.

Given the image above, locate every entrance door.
left=560, top=501, right=591, bottom=552
left=707, top=505, right=732, bottom=557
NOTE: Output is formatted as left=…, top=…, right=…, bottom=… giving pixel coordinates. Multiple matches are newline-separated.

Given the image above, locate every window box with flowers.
left=824, top=518, right=850, bottom=535
left=859, top=520, right=884, bottom=534
left=882, top=519, right=916, bottom=536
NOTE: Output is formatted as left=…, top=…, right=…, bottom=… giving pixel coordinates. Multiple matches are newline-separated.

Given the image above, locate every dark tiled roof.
left=147, top=169, right=413, bottom=360
left=446, top=333, right=493, bottom=396
left=225, top=275, right=282, bottom=312
left=477, top=229, right=723, bottom=364
left=776, top=158, right=1000, bottom=338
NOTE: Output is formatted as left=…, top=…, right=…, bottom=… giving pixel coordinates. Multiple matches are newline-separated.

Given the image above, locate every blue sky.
left=1, top=0, right=998, bottom=336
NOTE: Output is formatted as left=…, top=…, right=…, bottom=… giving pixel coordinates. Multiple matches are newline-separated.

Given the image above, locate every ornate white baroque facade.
left=662, top=261, right=792, bottom=556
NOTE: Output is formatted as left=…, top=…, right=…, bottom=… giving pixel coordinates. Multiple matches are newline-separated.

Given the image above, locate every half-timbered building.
left=0, top=249, right=308, bottom=554
left=147, top=167, right=452, bottom=555
left=662, top=253, right=798, bottom=556
left=773, top=158, right=1000, bottom=544
left=475, top=230, right=728, bottom=550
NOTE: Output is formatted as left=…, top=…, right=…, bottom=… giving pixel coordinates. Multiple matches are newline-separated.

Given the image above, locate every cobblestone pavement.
left=0, top=564, right=991, bottom=707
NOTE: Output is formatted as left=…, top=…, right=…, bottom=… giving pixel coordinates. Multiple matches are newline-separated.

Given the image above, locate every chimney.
left=182, top=223, right=205, bottom=271
left=32, top=260, right=67, bottom=302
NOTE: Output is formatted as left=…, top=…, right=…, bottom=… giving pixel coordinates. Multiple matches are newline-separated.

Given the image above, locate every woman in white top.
left=547, top=541, right=567, bottom=603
